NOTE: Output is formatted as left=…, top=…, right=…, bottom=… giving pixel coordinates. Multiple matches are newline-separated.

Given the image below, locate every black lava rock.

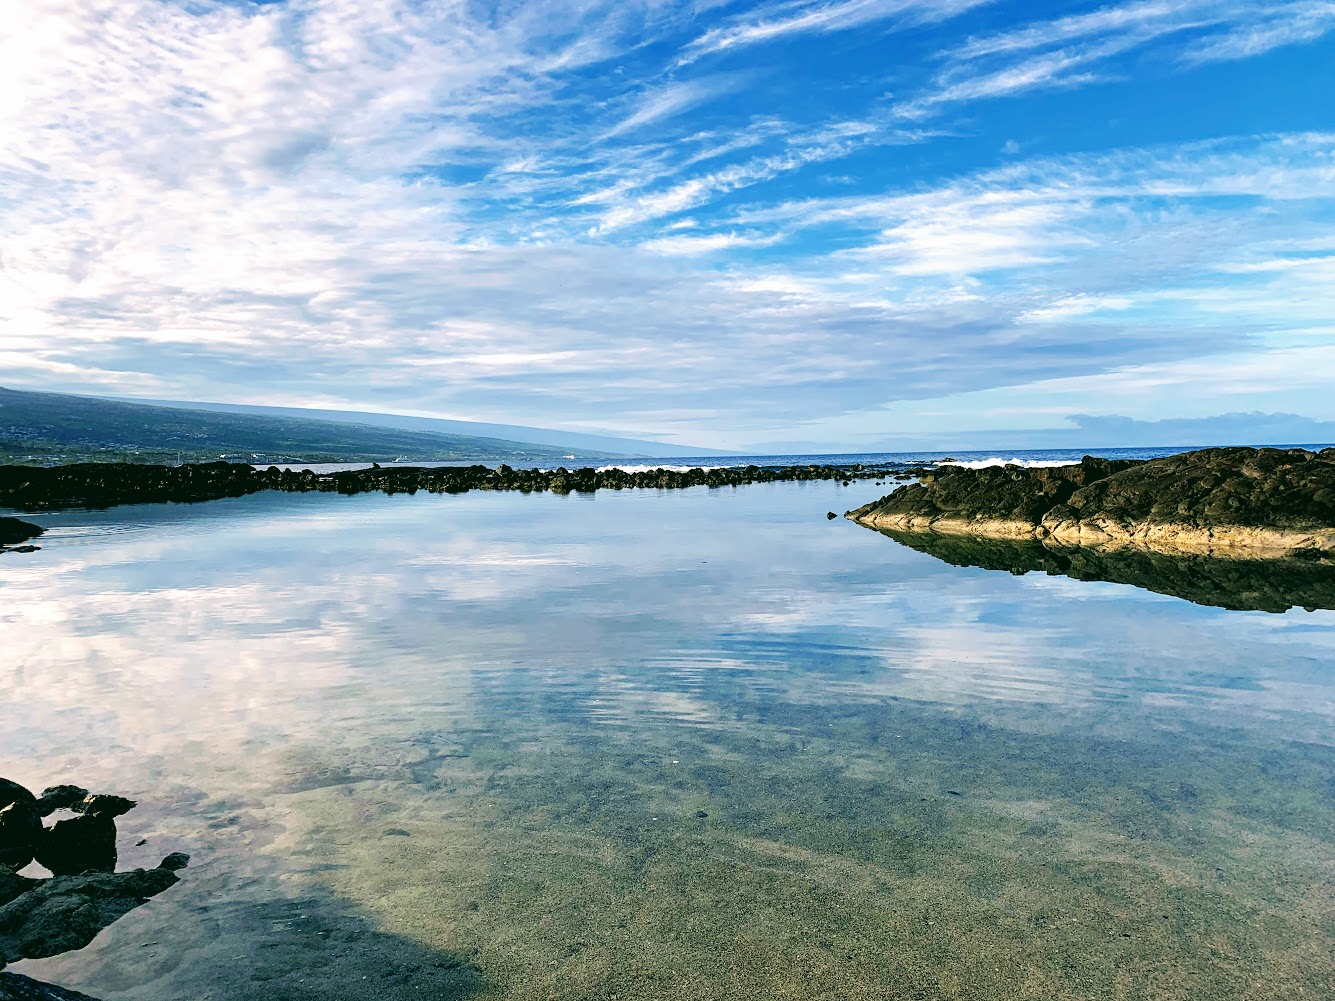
left=33, top=815, right=117, bottom=878
left=0, top=806, right=41, bottom=874
left=0, top=520, right=43, bottom=548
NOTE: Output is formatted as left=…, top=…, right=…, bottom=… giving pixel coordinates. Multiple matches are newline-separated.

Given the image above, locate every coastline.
left=848, top=447, right=1335, bottom=560
left=850, top=511, right=1335, bottom=556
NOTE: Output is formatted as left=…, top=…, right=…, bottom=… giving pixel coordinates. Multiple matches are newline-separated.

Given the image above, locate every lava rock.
left=0, top=871, right=38, bottom=910
left=70, top=796, right=135, bottom=820
left=0, top=866, right=182, bottom=968
left=0, top=520, right=43, bottom=548
left=0, top=785, right=33, bottom=816
left=0, top=971, right=103, bottom=1000
left=33, top=816, right=116, bottom=877
left=32, top=788, right=88, bottom=820
left=0, top=806, right=41, bottom=874
left=156, top=853, right=190, bottom=873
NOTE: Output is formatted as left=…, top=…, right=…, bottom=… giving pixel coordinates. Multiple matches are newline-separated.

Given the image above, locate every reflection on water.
left=2, top=483, right=1333, bottom=1000
left=871, top=528, right=1335, bottom=613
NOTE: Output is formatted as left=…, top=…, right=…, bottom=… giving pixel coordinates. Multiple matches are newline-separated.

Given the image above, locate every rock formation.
left=849, top=448, right=1335, bottom=556
left=0, top=520, right=43, bottom=548
left=0, top=460, right=899, bottom=513
left=0, top=777, right=187, bottom=1001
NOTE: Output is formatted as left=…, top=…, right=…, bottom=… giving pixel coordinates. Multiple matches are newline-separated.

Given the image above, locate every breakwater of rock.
left=0, top=461, right=904, bottom=513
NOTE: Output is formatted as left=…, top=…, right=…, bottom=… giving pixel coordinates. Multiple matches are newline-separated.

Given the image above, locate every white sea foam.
left=938, top=457, right=1080, bottom=470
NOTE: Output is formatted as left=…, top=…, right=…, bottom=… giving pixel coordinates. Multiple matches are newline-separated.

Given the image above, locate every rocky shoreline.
left=849, top=448, right=1335, bottom=557
left=0, top=460, right=902, bottom=514
left=1, top=779, right=188, bottom=1001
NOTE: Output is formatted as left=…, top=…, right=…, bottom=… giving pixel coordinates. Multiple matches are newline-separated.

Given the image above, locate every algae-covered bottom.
left=2, top=483, right=1332, bottom=1000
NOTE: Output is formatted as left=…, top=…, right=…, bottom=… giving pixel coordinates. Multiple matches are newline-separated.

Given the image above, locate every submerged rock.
left=0, top=864, right=183, bottom=968
left=0, top=971, right=102, bottom=1000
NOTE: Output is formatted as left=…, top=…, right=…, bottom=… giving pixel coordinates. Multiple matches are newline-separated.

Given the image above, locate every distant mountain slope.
left=118, top=397, right=736, bottom=458
left=0, top=387, right=625, bottom=465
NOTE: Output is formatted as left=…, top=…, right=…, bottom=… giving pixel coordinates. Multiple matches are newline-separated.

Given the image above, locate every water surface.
left=2, top=481, right=1332, bottom=999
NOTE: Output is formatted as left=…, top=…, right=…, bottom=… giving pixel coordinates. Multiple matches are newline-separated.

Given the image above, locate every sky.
left=2, top=0, right=1334, bottom=451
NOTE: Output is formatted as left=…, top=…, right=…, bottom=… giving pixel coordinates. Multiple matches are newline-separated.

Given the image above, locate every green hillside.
left=0, top=387, right=622, bottom=465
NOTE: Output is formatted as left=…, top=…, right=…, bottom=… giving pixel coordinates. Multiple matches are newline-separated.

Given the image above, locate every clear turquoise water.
left=2, top=481, right=1333, bottom=1000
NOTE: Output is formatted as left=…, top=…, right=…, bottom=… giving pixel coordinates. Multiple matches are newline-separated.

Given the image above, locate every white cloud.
left=678, top=0, right=989, bottom=65
left=2, top=1, right=1334, bottom=445
left=900, top=0, right=1335, bottom=117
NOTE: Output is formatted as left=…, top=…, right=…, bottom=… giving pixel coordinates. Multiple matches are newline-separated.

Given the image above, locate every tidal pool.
left=2, top=481, right=1332, bottom=1000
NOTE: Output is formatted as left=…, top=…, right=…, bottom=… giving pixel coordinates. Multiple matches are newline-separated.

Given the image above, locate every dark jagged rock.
left=850, top=448, right=1335, bottom=556
left=0, top=519, right=43, bottom=548
left=0, top=459, right=904, bottom=513
left=156, top=852, right=190, bottom=873
left=879, top=528, right=1335, bottom=613
left=33, top=815, right=116, bottom=878
left=32, top=788, right=88, bottom=819
left=0, top=871, right=38, bottom=910
left=69, top=796, right=134, bottom=820
left=0, top=785, right=34, bottom=815
left=0, top=971, right=102, bottom=1000
left=0, top=865, right=182, bottom=968
left=0, top=806, right=41, bottom=874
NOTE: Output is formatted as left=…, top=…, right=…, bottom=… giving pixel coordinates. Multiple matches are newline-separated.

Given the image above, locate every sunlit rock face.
left=851, top=447, right=1335, bottom=556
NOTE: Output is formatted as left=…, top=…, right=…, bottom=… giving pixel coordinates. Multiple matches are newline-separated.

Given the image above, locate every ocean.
left=2, top=470, right=1332, bottom=999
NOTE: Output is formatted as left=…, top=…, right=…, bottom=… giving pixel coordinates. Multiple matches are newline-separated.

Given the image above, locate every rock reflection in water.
left=876, top=529, right=1335, bottom=612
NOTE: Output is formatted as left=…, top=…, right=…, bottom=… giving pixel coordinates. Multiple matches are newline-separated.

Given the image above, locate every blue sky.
left=2, top=1, right=1334, bottom=450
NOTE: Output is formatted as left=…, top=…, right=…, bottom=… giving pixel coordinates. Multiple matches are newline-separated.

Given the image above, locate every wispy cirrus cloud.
left=896, top=0, right=1335, bottom=117
left=677, top=0, right=990, bottom=65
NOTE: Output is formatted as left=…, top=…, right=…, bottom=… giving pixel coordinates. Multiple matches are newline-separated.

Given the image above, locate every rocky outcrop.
left=0, top=519, right=43, bottom=549
left=0, top=460, right=900, bottom=513
left=0, top=776, right=188, bottom=1001
left=0, top=864, right=185, bottom=968
left=849, top=448, right=1335, bottom=556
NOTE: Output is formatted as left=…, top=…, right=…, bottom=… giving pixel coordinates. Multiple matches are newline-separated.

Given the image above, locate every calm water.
left=2, top=481, right=1333, bottom=1000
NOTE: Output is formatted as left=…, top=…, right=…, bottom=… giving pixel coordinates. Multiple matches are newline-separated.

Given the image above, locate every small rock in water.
left=826, top=511, right=837, bottom=520
left=695, top=810, right=709, bottom=819
left=0, top=803, right=42, bottom=873
left=382, top=829, right=411, bottom=838
left=34, top=815, right=118, bottom=877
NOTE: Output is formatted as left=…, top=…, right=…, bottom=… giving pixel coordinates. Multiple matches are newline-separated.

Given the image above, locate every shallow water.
left=2, top=481, right=1333, bottom=1000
